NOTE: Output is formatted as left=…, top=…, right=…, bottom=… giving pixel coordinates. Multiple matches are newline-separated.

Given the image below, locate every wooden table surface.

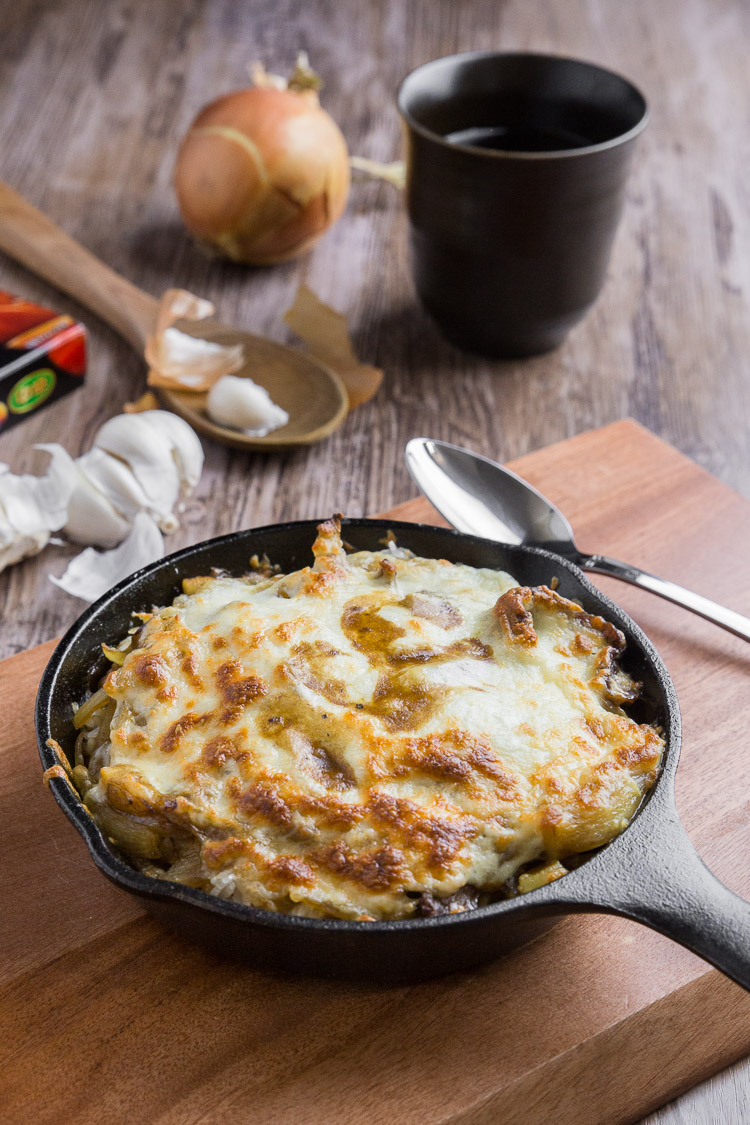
left=1, top=1, right=748, bottom=1121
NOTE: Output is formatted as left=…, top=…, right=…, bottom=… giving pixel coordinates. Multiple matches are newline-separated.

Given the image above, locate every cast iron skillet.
left=36, top=519, right=750, bottom=985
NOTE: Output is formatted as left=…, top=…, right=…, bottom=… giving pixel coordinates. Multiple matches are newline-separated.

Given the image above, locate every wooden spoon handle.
left=0, top=181, right=159, bottom=352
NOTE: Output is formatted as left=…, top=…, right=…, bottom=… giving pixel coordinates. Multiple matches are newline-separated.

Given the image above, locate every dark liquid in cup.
left=445, top=124, right=593, bottom=152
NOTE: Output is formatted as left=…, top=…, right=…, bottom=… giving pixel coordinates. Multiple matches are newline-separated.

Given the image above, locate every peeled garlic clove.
left=136, top=410, right=204, bottom=492
left=64, top=453, right=134, bottom=549
left=50, top=511, right=164, bottom=602
left=93, top=413, right=181, bottom=526
left=206, top=375, right=289, bottom=436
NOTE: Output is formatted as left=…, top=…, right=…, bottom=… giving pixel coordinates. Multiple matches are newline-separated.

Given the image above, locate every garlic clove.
left=0, top=445, right=78, bottom=573
left=206, top=374, right=289, bottom=436
left=50, top=511, right=164, bottom=602
left=75, top=448, right=151, bottom=522
left=64, top=453, right=134, bottom=549
left=136, top=410, right=205, bottom=492
left=0, top=411, right=204, bottom=575
left=0, top=528, right=49, bottom=571
left=0, top=499, right=48, bottom=571
left=93, top=413, right=181, bottom=527
left=2, top=444, right=78, bottom=536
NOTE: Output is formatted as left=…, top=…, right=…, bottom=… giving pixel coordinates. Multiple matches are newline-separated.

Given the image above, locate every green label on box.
left=8, top=367, right=56, bottom=413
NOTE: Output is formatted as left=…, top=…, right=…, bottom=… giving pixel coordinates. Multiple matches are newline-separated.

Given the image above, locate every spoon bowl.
left=406, top=436, right=750, bottom=643
left=405, top=436, right=576, bottom=550
left=163, top=321, right=347, bottom=451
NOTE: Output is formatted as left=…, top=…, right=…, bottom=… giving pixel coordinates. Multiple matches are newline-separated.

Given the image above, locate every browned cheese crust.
left=72, top=520, right=664, bottom=920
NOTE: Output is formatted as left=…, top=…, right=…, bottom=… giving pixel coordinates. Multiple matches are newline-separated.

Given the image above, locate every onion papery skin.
left=174, top=87, right=350, bottom=265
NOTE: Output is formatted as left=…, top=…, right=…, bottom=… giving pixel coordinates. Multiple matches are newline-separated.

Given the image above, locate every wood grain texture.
left=0, top=180, right=160, bottom=351
left=2, top=0, right=750, bottom=660
left=3, top=421, right=750, bottom=1125
left=0, top=183, right=352, bottom=449
left=0, top=0, right=749, bottom=1120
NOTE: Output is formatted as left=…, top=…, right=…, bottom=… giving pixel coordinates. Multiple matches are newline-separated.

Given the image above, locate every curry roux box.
left=0, top=290, right=86, bottom=432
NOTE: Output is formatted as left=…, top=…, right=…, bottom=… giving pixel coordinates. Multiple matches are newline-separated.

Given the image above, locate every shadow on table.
left=351, top=298, right=535, bottom=378
left=124, top=219, right=301, bottom=289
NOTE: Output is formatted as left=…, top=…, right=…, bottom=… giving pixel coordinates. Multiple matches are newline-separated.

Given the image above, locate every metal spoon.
left=405, top=437, right=750, bottom=643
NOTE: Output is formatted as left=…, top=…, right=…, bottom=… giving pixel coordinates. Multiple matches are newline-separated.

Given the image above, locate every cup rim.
left=397, top=50, right=649, bottom=160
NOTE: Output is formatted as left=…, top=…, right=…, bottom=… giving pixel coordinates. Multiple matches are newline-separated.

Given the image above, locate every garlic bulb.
left=0, top=409, right=204, bottom=594
left=64, top=450, right=145, bottom=548
left=93, top=413, right=181, bottom=528
left=63, top=409, right=204, bottom=545
left=0, top=447, right=77, bottom=573
left=206, top=375, right=289, bottom=436
left=136, top=410, right=205, bottom=490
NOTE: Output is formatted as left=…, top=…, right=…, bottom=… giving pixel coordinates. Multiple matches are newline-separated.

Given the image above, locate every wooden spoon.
left=0, top=182, right=348, bottom=450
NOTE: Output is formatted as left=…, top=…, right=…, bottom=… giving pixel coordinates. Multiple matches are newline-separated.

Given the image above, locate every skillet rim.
left=36, top=516, right=681, bottom=934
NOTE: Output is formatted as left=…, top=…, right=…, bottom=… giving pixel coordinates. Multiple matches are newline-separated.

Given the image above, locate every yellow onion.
left=174, top=59, right=350, bottom=265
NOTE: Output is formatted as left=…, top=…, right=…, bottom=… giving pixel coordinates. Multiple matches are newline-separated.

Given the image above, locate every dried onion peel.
left=145, top=289, right=244, bottom=392
left=174, top=56, right=350, bottom=265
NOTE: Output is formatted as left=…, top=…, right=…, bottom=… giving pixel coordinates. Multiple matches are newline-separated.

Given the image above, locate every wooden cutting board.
left=2, top=418, right=750, bottom=1125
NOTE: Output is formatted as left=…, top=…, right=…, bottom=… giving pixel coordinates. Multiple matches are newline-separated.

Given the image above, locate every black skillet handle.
left=553, top=796, right=750, bottom=992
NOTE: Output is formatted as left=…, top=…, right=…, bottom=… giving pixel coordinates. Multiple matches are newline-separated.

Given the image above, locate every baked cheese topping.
left=74, top=518, right=663, bottom=921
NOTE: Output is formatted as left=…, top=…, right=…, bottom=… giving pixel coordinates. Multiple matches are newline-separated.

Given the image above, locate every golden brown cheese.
left=76, top=518, right=664, bottom=920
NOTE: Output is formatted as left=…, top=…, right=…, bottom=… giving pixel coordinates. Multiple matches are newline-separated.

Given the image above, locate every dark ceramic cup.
left=397, top=52, right=648, bottom=357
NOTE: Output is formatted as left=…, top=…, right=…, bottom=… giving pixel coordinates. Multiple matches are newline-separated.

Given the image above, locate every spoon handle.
left=0, top=181, right=159, bottom=352
left=580, top=553, right=750, bottom=642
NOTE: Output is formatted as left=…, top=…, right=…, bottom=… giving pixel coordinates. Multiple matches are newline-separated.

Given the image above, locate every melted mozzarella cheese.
left=82, top=519, right=664, bottom=920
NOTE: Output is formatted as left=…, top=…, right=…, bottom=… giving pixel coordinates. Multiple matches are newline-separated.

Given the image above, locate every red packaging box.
left=0, top=290, right=86, bottom=433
